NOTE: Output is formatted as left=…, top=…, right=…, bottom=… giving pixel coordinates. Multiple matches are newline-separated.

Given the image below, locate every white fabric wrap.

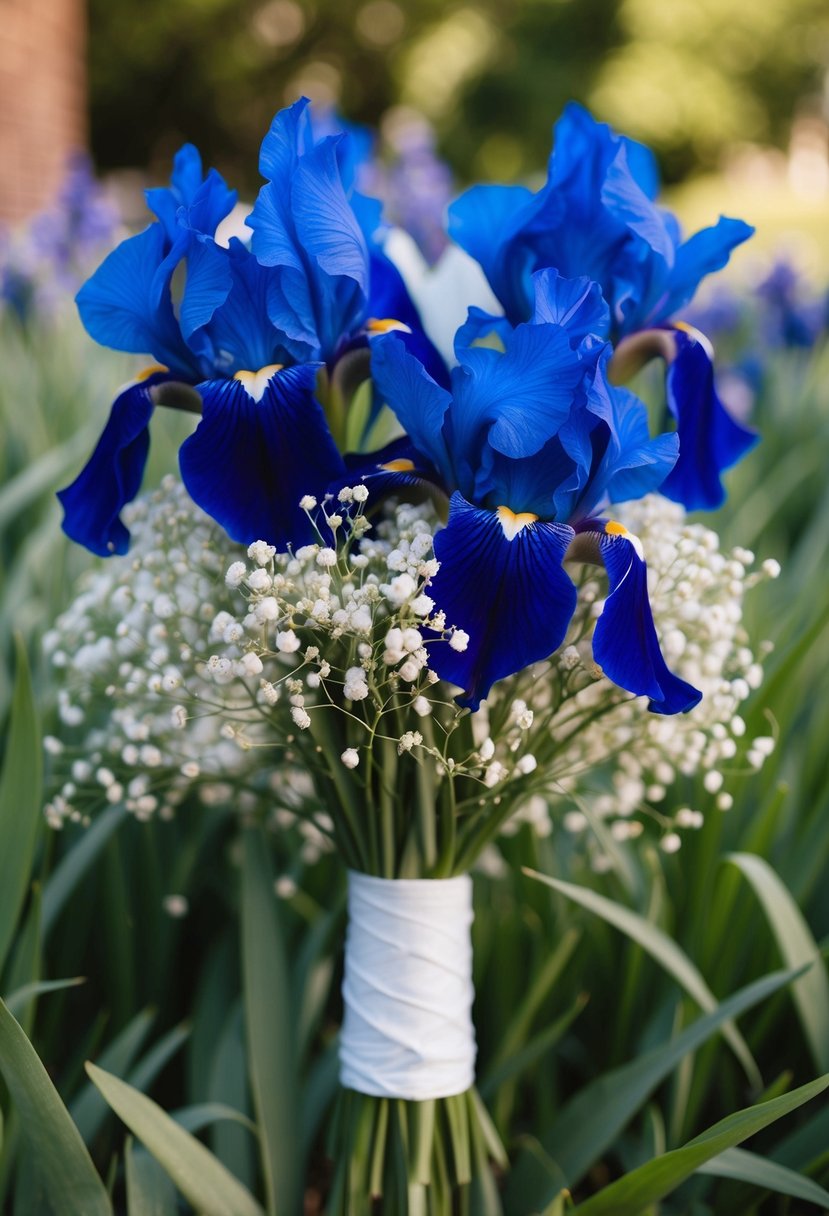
left=339, top=871, right=477, bottom=1100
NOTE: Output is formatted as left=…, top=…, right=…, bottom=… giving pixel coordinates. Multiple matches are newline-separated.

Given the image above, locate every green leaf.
left=85, top=1062, right=263, bottom=1216
left=524, top=869, right=760, bottom=1087
left=480, top=993, right=588, bottom=1101
left=241, top=827, right=300, bottom=1216
left=125, top=1137, right=178, bottom=1216
left=41, top=805, right=127, bottom=937
left=70, top=1008, right=155, bottom=1143
left=0, top=998, right=111, bottom=1215
left=570, top=1073, right=829, bottom=1216
left=344, top=377, right=373, bottom=452
left=0, top=637, right=42, bottom=975
left=4, top=977, right=85, bottom=1019
left=725, top=852, right=829, bottom=1071
left=505, top=966, right=804, bottom=1210
left=697, top=1145, right=829, bottom=1207
left=172, top=1101, right=257, bottom=1136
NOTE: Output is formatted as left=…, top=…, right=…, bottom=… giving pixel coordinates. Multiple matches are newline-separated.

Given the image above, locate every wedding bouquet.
left=54, top=97, right=760, bottom=1210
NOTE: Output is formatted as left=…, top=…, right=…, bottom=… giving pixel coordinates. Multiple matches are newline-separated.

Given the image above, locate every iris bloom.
left=365, top=271, right=702, bottom=714
left=59, top=98, right=440, bottom=557
left=448, top=103, right=757, bottom=510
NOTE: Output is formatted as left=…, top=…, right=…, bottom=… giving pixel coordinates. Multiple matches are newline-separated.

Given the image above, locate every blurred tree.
left=88, top=0, right=829, bottom=188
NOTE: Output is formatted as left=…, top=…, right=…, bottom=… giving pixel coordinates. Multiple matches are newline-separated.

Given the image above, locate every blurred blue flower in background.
left=449, top=103, right=759, bottom=510
left=365, top=270, right=700, bottom=714
left=1, top=153, right=120, bottom=323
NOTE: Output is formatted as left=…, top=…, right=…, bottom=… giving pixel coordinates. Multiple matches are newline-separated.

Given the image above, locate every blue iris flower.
left=59, top=99, right=443, bottom=558
left=363, top=270, right=701, bottom=714
left=448, top=102, right=758, bottom=510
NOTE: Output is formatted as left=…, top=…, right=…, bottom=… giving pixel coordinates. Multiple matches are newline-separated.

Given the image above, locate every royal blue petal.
left=531, top=269, right=611, bottom=342
left=145, top=144, right=205, bottom=238
left=195, top=240, right=302, bottom=373
left=259, top=97, right=311, bottom=185
left=571, top=363, right=679, bottom=515
left=447, top=183, right=536, bottom=322
left=659, top=327, right=759, bottom=510
left=656, top=217, right=755, bottom=324
left=427, top=493, right=577, bottom=709
left=293, top=136, right=370, bottom=293
left=335, top=437, right=444, bottom=502
left=248, top=101, right=308, bottom=272
left=182, top=168, right=238, bottom=239
left=75, top=225, right=197, bottom=377
left=370, top=334, right=454, bottom=485
left=179, top=237, right=234, bottom=346
left=485, top=435, right=582, bottom=520
left=589, top=528, right=702, bottom=714
left=57, top=371, right=172, bottom=556
left=178, top=364, right=345, bottom=547
left=452, top=322, right=586, bottom=465
left=357, top=252, right=450, bottom=387
left=599, top=387, right=679, bottom=505
left=453, top=307, right=513, bottom=355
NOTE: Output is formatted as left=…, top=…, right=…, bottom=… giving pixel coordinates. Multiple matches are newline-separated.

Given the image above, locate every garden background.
left=2, top=0, right=829, bottom=1212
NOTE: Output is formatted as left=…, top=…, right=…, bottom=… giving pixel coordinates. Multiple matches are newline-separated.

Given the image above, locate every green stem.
left=378, top=736, right=398, bottom=878
left=433, top=769, right=457, bottom=879
left=308, top=712, right=367, bottom=872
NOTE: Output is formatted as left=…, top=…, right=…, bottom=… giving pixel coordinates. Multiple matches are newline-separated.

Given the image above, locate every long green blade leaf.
left=86, top=1062, right=263, bottom=1216
left=505, top=966, right=803, bottom=1210
left=697, top=1145, right=829, bottom=1207
left=725, top=852, right=829, bottom=1071
left=70, top=1009, right=156, bottom=1143
left=0, top=998, right=111, bottom=1215
left=524, top=868, right=760, bottom=1086
left=41, top=805, right=126, bottom=936
left=0, top=638, right=42, bottom=974
left=570, top=1074, right=829, bottom=1215
left=5, top=977, right=85, bottom=1019
left=241, top=827, right=300, bottom=1216
left=125, top=1137, right=178, bottom=1216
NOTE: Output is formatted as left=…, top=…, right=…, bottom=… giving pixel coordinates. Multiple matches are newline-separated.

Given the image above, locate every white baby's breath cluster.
left=493, top=495, right=778, bottom=858
left=42, top=476, right=331, bottom=863
left=212, top=490, right=482, bottom=770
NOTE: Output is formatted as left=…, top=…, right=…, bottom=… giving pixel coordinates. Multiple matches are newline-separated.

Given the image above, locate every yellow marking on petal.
left=674, top=319, right=713, bottom=357
left=366, top=317, right=413, bottom=335
left=604, top=519, right=644, bottom=559
left=136, top=363, right=168, bottom=381
left=233, top=364, right=284, bottom=402
left=380, top=458, right=416, bottom=472
left=497, top=505, right=539, bottom=541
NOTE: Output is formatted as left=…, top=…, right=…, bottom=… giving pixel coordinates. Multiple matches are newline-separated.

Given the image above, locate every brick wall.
left=0, top=0, right=87, bottom=224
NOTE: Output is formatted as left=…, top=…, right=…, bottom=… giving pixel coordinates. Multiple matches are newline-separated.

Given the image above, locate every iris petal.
left=448, top=183, right=535, bottom=321
left=656, top=217, right=755, bottom=324
left=427, top=493, right=577, bottom=709
left=75, top=225, right=196, bottom=377
left=453, top=307, right=513, bottom=355
left=452, top=322, right=586, bottom=463
left=370, top=334, right=454, bottom=486
left=57, top=370, right=172, bottom=557
left=179, top=364, right=345, bottom=547
left=588, top=527, right=701, bottom=714
left=293, top=136, right=370, bottom=293
left=659, top=327, right=759, bottom=510
left=531, top=269, right=611, bottom=342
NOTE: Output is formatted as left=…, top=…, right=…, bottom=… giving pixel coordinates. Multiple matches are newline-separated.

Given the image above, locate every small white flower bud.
left=276, top=630, right=301, bottom=653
